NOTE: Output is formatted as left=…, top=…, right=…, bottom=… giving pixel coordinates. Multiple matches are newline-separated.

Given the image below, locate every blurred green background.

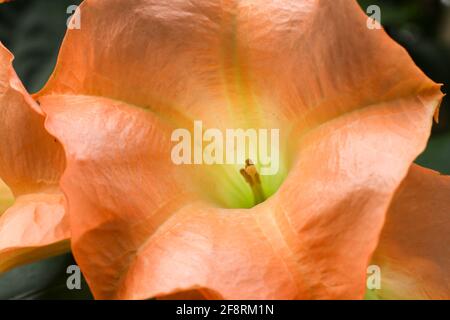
left=0, top=0, right=449, bottom=300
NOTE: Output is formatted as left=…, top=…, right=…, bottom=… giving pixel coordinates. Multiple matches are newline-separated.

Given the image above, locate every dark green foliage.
left=0, top=254, right=93, bottom=300
left=0, top=0, right=82, bottom=93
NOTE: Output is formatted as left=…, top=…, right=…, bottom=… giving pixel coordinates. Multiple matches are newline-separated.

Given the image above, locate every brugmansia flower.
left=0, top=0, right=449, bottom=300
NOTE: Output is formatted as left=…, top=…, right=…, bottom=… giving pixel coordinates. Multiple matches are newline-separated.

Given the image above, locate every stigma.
left=240, top=159, right=265, bottom=205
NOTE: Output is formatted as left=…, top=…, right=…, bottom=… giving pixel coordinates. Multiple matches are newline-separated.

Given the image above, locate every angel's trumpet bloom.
left=0, top=44, right=70, bottom=272
left=1, top=0, right=449, bottom=300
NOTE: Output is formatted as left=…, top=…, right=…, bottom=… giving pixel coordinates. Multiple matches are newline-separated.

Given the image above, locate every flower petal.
left=40, top=94, right=196, bottom=298
left=38, top=0, right=440, bottom=130
left=0, top=43, right=69, bottom=272
left=369, top=165, right=450, bottom=300
left=0, top=192, right=69, bottom=273
left=274, top=88, right=442, bottom=299
left=115, top=203, right=312, bottom=300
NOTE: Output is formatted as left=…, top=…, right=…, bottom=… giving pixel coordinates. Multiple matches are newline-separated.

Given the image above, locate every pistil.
left=240, top=159, right=265, bottom=205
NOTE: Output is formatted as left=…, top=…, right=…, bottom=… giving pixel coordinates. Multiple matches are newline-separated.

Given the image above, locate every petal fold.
left=369, top=165, right=450, bottom=299
left=0, top=43, right=69, bottom=272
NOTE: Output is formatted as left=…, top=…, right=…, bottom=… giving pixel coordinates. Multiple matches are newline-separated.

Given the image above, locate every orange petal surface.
left=274, top=88, right=442, bottom=299
left=368, top=165, right=450, bottom=299
left=0, top=43, right=69, bottom=272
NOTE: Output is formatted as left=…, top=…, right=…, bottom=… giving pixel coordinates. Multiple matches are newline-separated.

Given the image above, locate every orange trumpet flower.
left=0, top=0, right=448, bottom=300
